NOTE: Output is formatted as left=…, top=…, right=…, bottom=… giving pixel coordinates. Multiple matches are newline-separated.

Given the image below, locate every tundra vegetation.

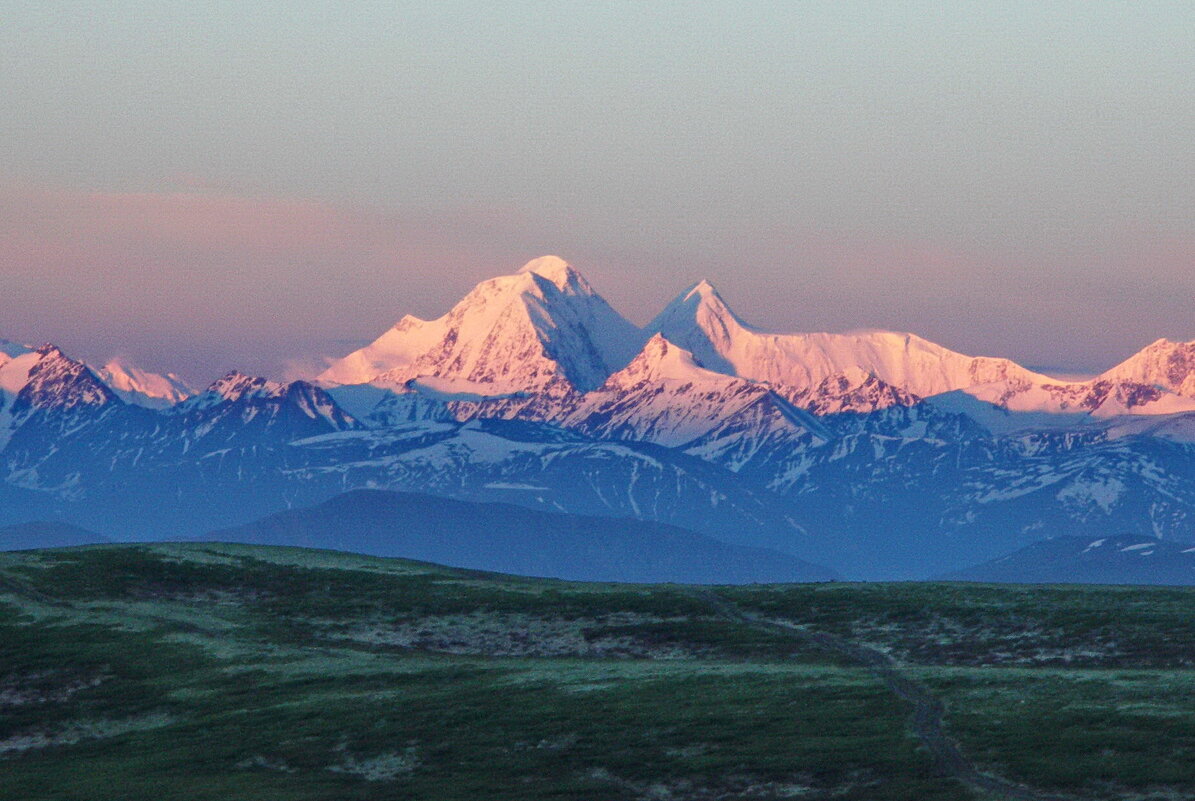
left=1, top=544, right=1192, bottom=800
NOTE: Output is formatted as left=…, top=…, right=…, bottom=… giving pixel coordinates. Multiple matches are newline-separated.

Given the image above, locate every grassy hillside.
left=1, top=544, right=1192, bottom=800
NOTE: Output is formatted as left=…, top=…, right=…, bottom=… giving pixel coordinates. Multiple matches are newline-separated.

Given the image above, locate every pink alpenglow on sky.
left=2, top=3, right=1192, bottom=384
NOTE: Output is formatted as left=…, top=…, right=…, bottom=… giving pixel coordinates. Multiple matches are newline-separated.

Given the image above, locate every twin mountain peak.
left=315, top=255, right=1195, bottom=421
left=4, top=256, right=1195, bottom=422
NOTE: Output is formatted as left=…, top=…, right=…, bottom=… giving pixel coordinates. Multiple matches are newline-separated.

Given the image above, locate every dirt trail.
left=693, top=590, right=1076, bottom=801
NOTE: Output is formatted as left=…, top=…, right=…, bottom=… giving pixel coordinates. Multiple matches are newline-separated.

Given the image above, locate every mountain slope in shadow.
left=0, top=521, right=110, bottom=551
left=204, top=489, right=838, bottom=584
left=942, top=534, right=1195, bottom=585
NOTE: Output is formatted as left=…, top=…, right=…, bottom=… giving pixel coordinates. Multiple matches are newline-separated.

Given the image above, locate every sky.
left=2, top=1, right=1193, bottom=383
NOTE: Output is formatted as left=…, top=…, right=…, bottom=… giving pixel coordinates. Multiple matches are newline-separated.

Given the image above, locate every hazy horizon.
left=3, top=2, right=1193, bottom=383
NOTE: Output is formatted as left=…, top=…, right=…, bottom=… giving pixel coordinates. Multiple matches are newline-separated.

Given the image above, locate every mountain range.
left=4, top=255, right=1195, bottom=581
left=205, top=489, right=837, bottom=584
left=943, top=534, right=1195, bottom=585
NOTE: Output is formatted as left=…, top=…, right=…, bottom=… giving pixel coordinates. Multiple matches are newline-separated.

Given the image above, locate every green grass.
left=2, top=543, right=1194, bottom=800
left=922, top=667, right=1195, bottom=796
left=725, top=581, right=1195, bottom=667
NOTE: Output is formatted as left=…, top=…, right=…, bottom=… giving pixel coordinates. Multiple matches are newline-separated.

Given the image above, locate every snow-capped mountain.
left=172, top=371, right=358, bottom=443
left=189, top=371, right=290, bottom=406
left=0, top=344, right=127, bottom=482
left=787, top=369, right=919, bottom=416
left=648, top=280, right=1059, bottom=411
left=2, top=341, right=190, bottom=410
left=1099, top=339, right=1195, bottom=398
left=6, top=257, right=1195, bottom=582
left=319, top=258, right=1195, bottom=425
left=98, top=358, right=193, bottom=408
left=559, top=334, right=827, bottom=468
left=768, top=421, right=1195, bottom=577
left=2, top=344, right=119, bottom=415
left=646, top=279, right=1195, bottom=419
left=316, top=315, right=444, bottom=387
left=319, top=256, right=641, bottom=396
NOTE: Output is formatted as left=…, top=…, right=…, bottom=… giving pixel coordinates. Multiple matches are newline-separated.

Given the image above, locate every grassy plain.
left=1, top=544, right=1192, bottom=800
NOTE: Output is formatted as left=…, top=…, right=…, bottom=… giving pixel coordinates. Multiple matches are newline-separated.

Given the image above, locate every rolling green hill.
left=2, top=544, right=1193, bottom=800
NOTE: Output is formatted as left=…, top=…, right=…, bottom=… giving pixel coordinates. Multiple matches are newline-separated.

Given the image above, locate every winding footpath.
left=693, top=590, right=1075, bottom=801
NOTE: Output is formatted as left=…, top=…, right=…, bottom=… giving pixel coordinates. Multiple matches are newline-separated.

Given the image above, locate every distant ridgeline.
left=4, top=257, right=1195, bottom=582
